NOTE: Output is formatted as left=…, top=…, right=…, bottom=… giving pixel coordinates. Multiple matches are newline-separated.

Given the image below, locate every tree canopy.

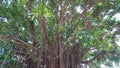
left=0, top=0, right=120, bottom=68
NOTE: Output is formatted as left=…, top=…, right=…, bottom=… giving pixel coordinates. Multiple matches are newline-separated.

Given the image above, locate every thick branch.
left=26, top=1, right=37, bottom=46
left=0, top=34, right=37, bottom=51
left=26, top=0, right=33, bottom=12
left=82, top=51, right=106, bottom=64
left=28, top=20, right=36, bottom=46
left=37, top=16, right=50, bottom=44
left=0, top=34, right=11, bottom=41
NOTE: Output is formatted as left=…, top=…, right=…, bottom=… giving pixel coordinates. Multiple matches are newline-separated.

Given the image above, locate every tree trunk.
left=33, top=44, right=85, bottom=68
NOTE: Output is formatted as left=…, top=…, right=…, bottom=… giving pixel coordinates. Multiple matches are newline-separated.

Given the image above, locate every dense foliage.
left=0, top=0, right=120, bottom=68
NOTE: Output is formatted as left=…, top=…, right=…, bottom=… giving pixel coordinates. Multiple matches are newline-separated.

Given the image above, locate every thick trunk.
left=34, top=45, right=84, bottom=68
left=23, top=45, right=86, bottom=68
left=26, top=58, right=37, bottom=68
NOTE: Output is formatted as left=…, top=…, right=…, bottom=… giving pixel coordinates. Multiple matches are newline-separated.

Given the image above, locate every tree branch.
left=0, top=34, right=37, bottom=51
left=26, top=0, right=33, bottom=12
left=82, top=50, right=106, bottom=64
left=28, top=20, right=36, bottom=46
left=37, top=16, right=50, bottom=44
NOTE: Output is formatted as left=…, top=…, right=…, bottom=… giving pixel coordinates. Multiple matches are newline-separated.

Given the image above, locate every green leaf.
left=59, top=25, right=65, bottom=32
left=75, top=39, right=79, bottom=43
left=69, top=42, right=73, bottom=46
left=21, top=0, right=27, bottom=5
